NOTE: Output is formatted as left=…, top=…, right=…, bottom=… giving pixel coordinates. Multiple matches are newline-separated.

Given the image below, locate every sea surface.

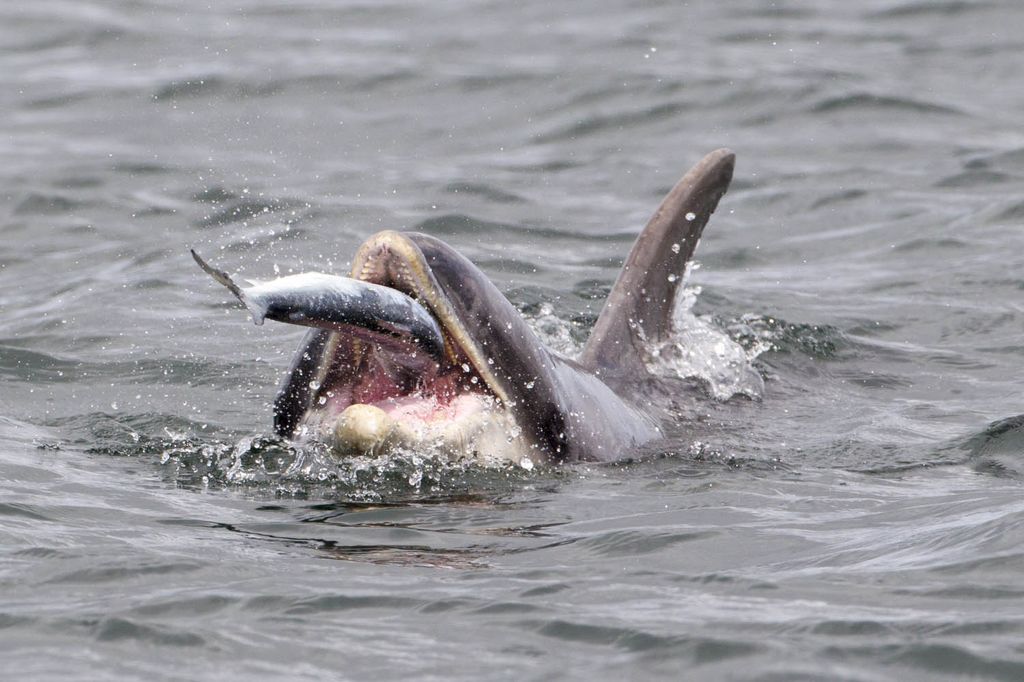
left=3, top=1, right=1024, bottom=679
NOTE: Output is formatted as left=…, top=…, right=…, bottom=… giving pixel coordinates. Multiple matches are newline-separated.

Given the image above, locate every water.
left=3, top=0, right=1024, bottom=678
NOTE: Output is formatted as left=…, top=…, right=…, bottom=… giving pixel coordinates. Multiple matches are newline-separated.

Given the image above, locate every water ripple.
left=810, top=92, right=963, bottom=116
left=92, top=617, right=206, bottom=647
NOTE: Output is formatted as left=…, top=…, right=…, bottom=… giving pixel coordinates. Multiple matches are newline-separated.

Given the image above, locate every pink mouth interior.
left=318, top=345, right=492, bottom=427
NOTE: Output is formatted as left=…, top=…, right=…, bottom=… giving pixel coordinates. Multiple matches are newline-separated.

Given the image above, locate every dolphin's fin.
left=579, top=148, right=735, bottom=373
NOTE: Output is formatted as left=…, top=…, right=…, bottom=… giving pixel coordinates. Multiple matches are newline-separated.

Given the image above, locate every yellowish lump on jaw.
left=333, top=404, right=412, bottom=455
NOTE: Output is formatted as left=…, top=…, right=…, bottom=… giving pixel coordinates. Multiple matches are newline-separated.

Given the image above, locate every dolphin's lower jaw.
left=298, top=393, right=533, bottom=463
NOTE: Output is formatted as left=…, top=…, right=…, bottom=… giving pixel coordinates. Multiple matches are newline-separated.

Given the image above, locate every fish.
left=195, top=148, right=735, bottom=464
left=190, top=252, right=446, bottom=366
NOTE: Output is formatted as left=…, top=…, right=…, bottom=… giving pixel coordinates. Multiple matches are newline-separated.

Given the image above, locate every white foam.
left=646, top=284, right=766, bottom=401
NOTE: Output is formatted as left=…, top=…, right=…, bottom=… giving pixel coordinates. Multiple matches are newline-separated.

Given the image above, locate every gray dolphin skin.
left=196, top=148, right=735, bottom=463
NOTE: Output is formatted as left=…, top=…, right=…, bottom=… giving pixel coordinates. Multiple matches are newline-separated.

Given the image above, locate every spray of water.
left=646, top=284, right=767, bottom=401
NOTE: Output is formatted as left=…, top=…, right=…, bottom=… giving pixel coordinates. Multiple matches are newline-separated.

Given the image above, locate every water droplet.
left=461, top=363, right=471, bottom=373
left=671, top=243, right=681, bottom=254
left=667, top=274, right=677, bottom=282
left=519, top=457, right=534, bottom=471
left=685, top=212, right=696, bottom=221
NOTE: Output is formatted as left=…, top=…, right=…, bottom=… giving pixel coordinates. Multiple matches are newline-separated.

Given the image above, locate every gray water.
left=3, top=0, right=1024, bottom=679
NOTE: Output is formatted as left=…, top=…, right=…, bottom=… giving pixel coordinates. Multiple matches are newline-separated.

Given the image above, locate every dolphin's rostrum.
left=195, top=148, right=736, bottom=463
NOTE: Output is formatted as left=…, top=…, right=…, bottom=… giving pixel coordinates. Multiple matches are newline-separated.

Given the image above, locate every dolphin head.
left=274, top=230, right=568, bottom=463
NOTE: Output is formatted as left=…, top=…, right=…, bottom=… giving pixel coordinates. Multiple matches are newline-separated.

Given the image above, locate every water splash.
left=519, top=286, right=767, bottom=401
left=524, top=302, right=583, bottom=357
left=646, top=285, right=767, bottom=401
left=161, top=431, right=547, bottom=502
left=727, top=313, right=843, bottom=359
left=47, top=412, right=542, bottom=501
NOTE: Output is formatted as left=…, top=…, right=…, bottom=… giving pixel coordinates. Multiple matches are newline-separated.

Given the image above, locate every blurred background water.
left=3, top=0, right=1024, bottom=679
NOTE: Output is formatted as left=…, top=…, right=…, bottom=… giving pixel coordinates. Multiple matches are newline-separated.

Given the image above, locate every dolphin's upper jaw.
left=298, top=232, right=523, bottom=460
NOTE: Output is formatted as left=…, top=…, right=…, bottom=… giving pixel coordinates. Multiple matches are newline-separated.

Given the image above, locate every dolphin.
left=195, top=148, right=735, bottom=463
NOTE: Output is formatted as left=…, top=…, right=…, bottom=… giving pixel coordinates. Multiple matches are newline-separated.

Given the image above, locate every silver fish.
left=191, top=250, right=445, bottom=364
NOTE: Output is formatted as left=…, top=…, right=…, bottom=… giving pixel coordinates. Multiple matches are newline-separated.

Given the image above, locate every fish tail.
left=191, top=249, right=267, bottom=325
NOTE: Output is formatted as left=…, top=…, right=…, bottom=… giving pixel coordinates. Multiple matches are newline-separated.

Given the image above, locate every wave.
left=810, top=92, right=963, bottom=116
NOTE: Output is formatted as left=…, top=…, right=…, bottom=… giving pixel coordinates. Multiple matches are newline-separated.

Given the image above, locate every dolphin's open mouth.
left=295, top=231, right=518, bottom=457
